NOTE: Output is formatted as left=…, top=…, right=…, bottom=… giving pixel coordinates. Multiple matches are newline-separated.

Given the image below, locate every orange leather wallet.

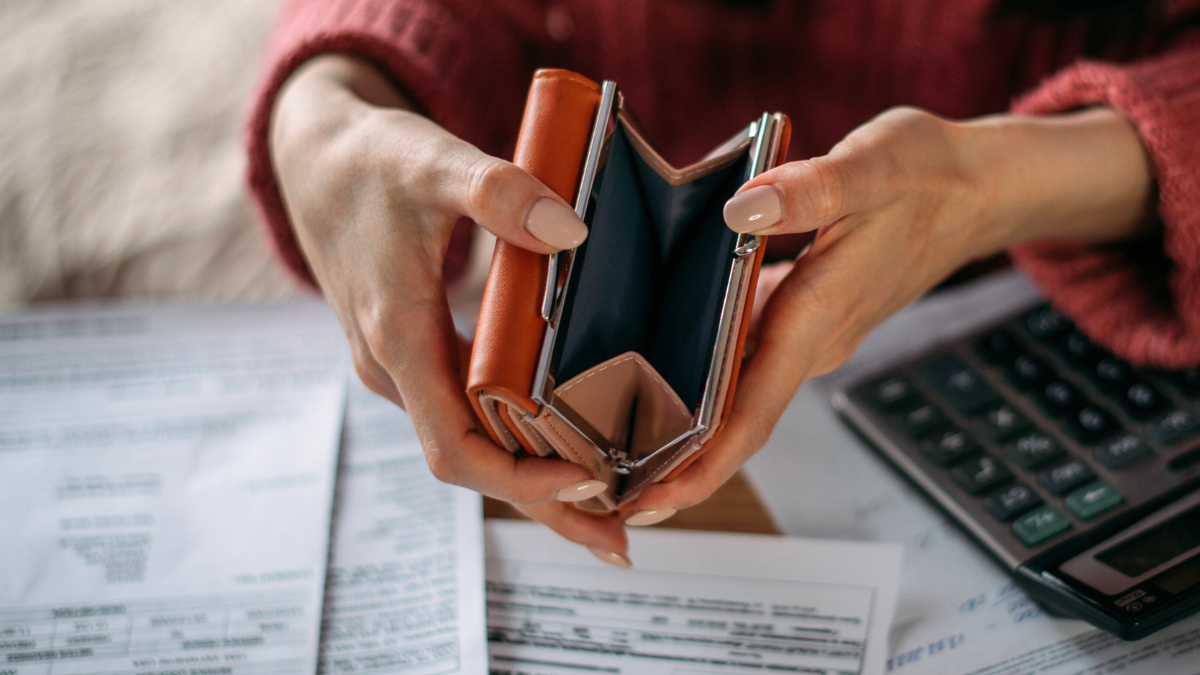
left=467, top=69, right=808, bottom=515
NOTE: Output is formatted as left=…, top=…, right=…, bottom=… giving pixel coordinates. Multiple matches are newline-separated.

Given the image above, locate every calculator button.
left=1065, top=482, right=1124, bottom=521
left=1037, top=380, right=1083, bottom=418
left=951, top=455, right=1014, bottom=495
left=974, top=330, right=1021, bottom=365
left=894, top=402, right=947, bottom=438
left=915, top=355, right=1001, bottom=416
left=1119, top=381, right=1167, bottom=420
left=1092, top=357, right=1133, bottom=392
left=1008, top=353, right=1051, bottom=391
left=1038, top=460, right=1097, bottom=496
left=972, top=404, right=1034, bottom=443
left=1144, top=409, right=1200, bottom=446
left=1062, top=405, right=1118, bottom=444
left=1005, top=433, right=1065, bottom=470
left=1025, top=306, right=1072, bottom=342
left=1058, top=331, right=1100, bottom=366
left=1095, top=435, right=1154, bottom=470
left=1012, top=506, right=1072, bottom=547
left=985, top=484, right=1043, bottom=522
left=920, top=428, right=981, bottom=467
left=867, top=376, right=919, bottom=411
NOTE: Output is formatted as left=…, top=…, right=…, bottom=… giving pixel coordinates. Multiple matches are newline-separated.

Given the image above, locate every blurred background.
left=0, top=0, right=297, bottom=305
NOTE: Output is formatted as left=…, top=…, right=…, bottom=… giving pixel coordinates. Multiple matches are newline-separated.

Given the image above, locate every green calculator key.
left=1066, top=482, right=1123, bottom=521
left=1013, top=506, right=1072, bottom=547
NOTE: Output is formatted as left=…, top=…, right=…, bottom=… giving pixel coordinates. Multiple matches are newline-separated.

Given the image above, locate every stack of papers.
left=0, top=301, right=905, bottom=675
left=0, top=302, right=346, bottom=674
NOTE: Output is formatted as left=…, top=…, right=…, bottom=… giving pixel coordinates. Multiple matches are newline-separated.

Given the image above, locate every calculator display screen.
left=1157, top=555, right=1200, bottom=594
left=1097, top=504, right=1200, bottom=577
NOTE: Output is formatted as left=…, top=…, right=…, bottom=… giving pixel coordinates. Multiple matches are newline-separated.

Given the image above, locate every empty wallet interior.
left=547, top=116, right=752, bottom=468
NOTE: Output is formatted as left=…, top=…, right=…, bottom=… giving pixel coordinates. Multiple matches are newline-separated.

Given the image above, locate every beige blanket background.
left=0, top=0, right=299, bottom=305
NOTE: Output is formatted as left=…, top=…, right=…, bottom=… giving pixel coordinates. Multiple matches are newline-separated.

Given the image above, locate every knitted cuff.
left=1009, top=41, right=1200, bottom=368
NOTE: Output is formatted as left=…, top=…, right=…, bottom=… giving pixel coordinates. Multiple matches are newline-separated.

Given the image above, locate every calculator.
left=832, top=303, right=1200, bottom=640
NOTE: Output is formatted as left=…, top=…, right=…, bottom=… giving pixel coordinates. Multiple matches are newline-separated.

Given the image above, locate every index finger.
left=367, top=292, right=593, bottom=504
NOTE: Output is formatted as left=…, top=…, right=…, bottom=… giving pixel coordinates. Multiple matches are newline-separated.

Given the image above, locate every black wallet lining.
left=553, top=120, right=750, bottom=411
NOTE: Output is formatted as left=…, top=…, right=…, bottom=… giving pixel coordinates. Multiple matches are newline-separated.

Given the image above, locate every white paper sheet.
left=885, top=577, right=1200, bottom=675
left=318, top=380, right=486, bottom=675
left=484, top=520, right=903, bottom=675
left=0, top=301, right=347, bottom=675
left=742, top=270, right=1200, bottom=674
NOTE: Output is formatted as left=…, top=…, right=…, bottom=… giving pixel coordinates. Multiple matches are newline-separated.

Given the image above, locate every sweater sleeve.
left=1008, top=32, right=1200, bottom=369
left=245, top=0, right=542, bottom=290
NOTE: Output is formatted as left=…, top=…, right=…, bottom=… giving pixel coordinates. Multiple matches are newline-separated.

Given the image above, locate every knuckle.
left=423, top=448, right=460, bottom=485
left=465, top=157, right=523, bottom=220
left=357, top=306, right=396, bottom=359
left=351, top=353, right=387, bottom=394
left=878, top=105, right=931, bottom=125
left=806, top=159, right=850, bottom=224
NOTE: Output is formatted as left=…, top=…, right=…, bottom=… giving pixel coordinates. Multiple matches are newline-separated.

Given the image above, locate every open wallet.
left=467, top=69, right=812, bottom=515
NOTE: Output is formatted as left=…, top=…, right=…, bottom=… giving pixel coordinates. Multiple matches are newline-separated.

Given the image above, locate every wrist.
left=956, top=108, right=1156, bottom=254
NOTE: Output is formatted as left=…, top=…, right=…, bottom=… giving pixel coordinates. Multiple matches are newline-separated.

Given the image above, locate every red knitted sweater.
left=246, top=0, right=1200, bottom=368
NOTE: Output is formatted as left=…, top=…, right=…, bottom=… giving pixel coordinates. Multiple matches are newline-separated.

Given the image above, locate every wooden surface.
left=483, top=470, right=780, bottom=534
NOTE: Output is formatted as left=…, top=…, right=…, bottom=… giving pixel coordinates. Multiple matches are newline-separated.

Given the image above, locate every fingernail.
left=588, top=547, right=633, bottom=568
left=556, top=479, right=608, bottom=502
left=524, top=198, right=588, bottom=250
left=724, top=185, right=784, bottom=234
left=625, top=507, right=677, bottom=527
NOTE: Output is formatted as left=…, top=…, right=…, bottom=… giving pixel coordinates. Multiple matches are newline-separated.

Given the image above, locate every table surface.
left=482, top=470, right=779, bottom=534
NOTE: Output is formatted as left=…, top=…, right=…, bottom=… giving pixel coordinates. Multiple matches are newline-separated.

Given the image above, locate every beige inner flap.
left=554, top=352, right=693, bottom=462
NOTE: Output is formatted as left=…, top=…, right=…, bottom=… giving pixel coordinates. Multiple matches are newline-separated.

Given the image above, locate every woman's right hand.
left=269, top=55, right=629, bottom=560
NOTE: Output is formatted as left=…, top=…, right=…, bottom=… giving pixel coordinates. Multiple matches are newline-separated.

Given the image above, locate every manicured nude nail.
left=557, top=479, right=607, bottom=502
left=524, top=198, right=588, bottom=250
left=723, top=185, right=784, bottom=233
left=588, top=547, right=633, bottom=568
left=625, top=507, right=677, bottom=527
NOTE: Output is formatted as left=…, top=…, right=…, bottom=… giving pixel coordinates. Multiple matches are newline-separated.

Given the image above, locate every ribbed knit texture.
left=1011, top=34, right=1200, bottom=368
left=247, top=0, right=1200, bottom=367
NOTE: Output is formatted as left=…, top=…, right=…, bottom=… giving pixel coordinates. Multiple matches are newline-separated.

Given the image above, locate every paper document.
left=0, top=301, right=346, bottom=675
left=886, top=578, right=1200, bottom=675
left=484, top=520, right=903, bottom=675
left=318, top=380, right=486, bottom=675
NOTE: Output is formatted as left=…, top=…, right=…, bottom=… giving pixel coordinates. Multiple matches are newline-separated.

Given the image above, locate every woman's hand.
left=630, top=105, right=1156, bottom=520
left=270, top=55, right=629, bottom=560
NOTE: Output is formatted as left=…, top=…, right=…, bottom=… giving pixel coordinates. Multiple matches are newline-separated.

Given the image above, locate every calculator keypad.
left=1065, top=482, right=1123, bottom=521
left=1038, top=460, right=1096, bottom=496
left=1012, top=506, right=1072, bottom=547
left=952, top=455, right=1014, bottom=495
left=985, top=484, right=1043, bottom=522
left=848, top=303, right=1200, bottom=559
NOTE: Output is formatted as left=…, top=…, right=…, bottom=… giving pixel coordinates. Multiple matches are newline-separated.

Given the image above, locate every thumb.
left=723, top=155, right=866, bottom=236
left=455, top=151, right=589, bottom=254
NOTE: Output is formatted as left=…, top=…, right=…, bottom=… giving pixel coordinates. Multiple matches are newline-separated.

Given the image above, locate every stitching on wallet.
left=556, top=354, right=689, bottom=418
left=479, top=393, right=521, bottom=452
left=515, top=414, right=554, bottom=457
left=543, top=416, right=590, bottom=469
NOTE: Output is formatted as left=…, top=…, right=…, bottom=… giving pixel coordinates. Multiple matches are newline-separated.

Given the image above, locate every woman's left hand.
left=628, top=105, right=1156, bottom=521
